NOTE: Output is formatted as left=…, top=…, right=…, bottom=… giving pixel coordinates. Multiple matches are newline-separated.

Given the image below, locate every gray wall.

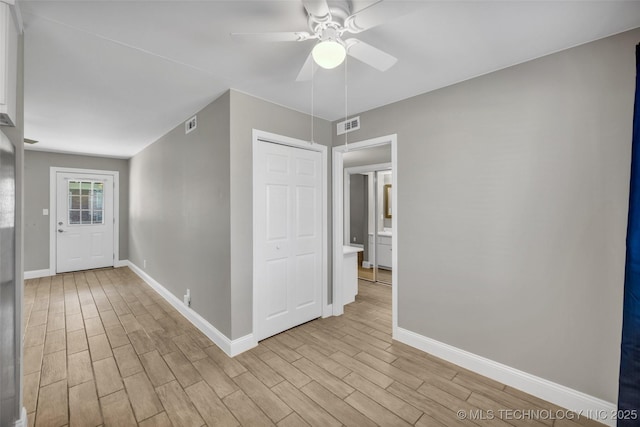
left=24, top=150, right=129, bottom=271
left=128, top=89, right=332, bottom=340
left=333, top=28, right=639, bottom=402
left=229, top=90, right=332, bottom=339
left=129, top=92, right=232, bottom=337
left=343, top=144, right=391, bottom=168
left=349, top=173, right=367, bottom=246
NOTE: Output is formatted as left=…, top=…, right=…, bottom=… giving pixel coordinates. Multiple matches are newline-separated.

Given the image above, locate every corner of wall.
left=127, top=91, right=233, bottom=340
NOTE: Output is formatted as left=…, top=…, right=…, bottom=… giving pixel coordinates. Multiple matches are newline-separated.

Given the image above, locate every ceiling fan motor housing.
left=318, top=26, right=342, bottom=45
left=307, top=1, right=350, bottom=38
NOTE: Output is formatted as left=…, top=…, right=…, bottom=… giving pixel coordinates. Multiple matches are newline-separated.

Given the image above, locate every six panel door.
left=254, top=141, right=323, bottom=341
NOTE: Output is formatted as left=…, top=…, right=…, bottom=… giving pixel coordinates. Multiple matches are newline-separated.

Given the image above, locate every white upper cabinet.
left=0, top=1, right=19, bottom=127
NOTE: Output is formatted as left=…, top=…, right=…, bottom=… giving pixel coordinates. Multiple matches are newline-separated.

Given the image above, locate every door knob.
left=58, top=229, right=64, bottom=233
left=58, top=221, right=63, bottom=226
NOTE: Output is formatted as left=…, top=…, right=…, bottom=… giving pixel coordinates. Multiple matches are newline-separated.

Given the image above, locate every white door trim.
left=332, top=135, right=398, bottom=336
left=49, top=167, right=119, bottom=276
left=252, top=129, right=329, bottom=341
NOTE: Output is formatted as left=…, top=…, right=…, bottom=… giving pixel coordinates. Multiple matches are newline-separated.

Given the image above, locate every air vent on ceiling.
left=185, top=115, right=197, bottom=134
left=24, top=138, right=38, bottom=144
left=336, top=116, right=360, bottom=136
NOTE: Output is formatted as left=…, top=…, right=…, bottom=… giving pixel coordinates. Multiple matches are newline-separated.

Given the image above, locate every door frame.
left=252, top=129, right=329, bottom=342
left=332, top=134, right=398, bottom=335
left=49, top=167, right=120, bottom=276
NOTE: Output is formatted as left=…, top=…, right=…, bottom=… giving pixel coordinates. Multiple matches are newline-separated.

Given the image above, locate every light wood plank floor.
left=23, top=267, right=603, bottom=426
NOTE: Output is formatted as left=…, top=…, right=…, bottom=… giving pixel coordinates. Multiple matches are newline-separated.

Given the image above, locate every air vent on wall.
left=336, top=116, right=360, bottom=135
left=185, top=115, right=197, bottom=134
left=24, top=138, right=38, bottom=144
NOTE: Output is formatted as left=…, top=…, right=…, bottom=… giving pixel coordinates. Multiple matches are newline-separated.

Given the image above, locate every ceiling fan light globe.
left=312, top=40, right=346, bottom=69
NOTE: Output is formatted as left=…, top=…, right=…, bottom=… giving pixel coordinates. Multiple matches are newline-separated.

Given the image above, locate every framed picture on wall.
left=384, top=184, right=392, bottom=219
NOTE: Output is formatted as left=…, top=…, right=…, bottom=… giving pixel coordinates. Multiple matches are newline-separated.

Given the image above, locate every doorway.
left=332, top=134, right=397, bottom=335
left=344, top=166, right=393, bottom=285
left=252, top=130, right=328, bottom=342
left=50, top=168, right=119, bottom=274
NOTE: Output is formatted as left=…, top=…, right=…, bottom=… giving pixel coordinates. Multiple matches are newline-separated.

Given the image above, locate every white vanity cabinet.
left=343, top=246, right=363, bottom=304
left=0, top=1, right=19, bottom=127
left=377, top=235, right=392, bottom=269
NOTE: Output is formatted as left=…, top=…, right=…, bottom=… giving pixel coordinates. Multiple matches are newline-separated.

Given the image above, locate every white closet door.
left=254, top=141, right=322, bottom=341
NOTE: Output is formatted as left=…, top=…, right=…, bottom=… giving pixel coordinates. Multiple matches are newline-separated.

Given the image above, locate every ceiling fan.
left=231, top=0, right=407, bottom=81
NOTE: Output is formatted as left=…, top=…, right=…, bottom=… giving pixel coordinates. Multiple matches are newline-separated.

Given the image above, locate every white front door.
left=56, top=172, right=114, bottom=273
left=254, top=141, right=323, bottom=341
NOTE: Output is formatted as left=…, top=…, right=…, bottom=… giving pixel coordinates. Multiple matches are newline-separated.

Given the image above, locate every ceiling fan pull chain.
left=311, top=62, right=315, bottom=145
left=344, top=54, right=348, bottom=151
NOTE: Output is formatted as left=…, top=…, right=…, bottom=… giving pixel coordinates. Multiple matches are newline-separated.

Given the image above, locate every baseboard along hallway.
left=23, top=267, right=602, bottom=426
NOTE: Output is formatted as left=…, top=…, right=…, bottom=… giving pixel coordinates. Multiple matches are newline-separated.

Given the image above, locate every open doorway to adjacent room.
left=332, top=135, right=397, bottom=334
left=344, top=162, right=393, bottom=285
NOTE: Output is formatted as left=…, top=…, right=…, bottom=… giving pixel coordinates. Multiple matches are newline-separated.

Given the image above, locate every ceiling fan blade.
left=301, top=0, right=331, bottom=20
left=296, top=51, right=318, bottom=82
left=231, top=31, right=312, bottom=42
left=344, top=0, right=415, bottom=33
left=345, top=39, right=397, bottom=71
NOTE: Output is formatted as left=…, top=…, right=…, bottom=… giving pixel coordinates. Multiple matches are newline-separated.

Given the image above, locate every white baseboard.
left=126, top=261, right=257, bottom=357
left=229, top=333, right=258, bottom=355
left=395, top=327, right=617, bottom=427
left=24, top=269, right=51, bottom=280
left=25, top=261, right=128, bottom=279
left=13, top=407, right=27, bottom=427
left=322, top=304, right=333, bottom=318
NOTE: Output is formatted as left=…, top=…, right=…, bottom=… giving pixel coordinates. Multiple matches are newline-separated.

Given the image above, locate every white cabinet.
left=343, top=246, right=363, bottom=304
left=377, top=235, right=392, bottom=269
left=0, top=2, right=18, bottom=127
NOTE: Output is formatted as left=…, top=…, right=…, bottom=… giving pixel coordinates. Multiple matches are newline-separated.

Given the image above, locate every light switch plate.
left=42, top=209, right=49, bottom=216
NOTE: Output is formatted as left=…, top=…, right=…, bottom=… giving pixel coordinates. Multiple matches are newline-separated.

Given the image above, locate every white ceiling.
left=21, top=0, right=640, bottom=158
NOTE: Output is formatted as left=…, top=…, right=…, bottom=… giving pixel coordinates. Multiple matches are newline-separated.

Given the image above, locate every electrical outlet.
left=143, top=259, right=147, bottom=269
left=353, top=237, right=356, bottom=242
left=183, top=289, right=191, bottom=307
